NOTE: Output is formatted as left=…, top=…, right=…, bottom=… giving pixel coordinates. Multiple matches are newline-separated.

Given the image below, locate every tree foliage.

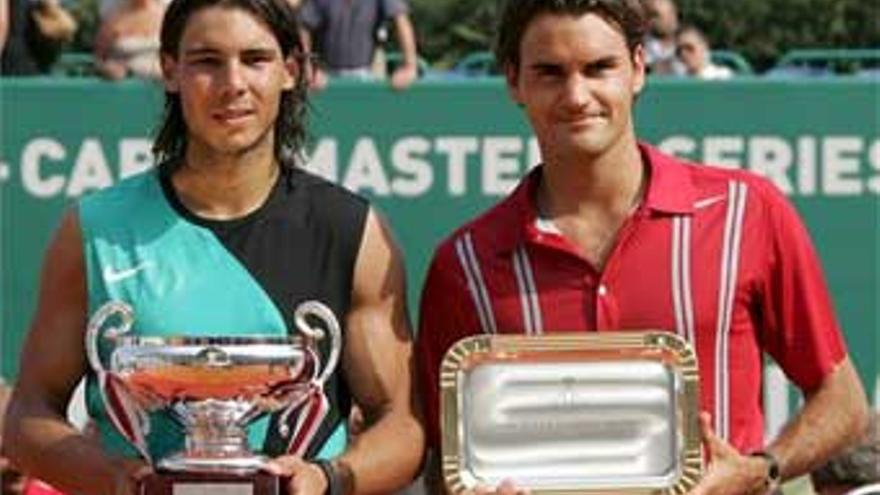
left=676, top=0, right=880, bottom=71
left=408, top=0, right=880, bottom=72
left=408, top=0, right=503, bottom=69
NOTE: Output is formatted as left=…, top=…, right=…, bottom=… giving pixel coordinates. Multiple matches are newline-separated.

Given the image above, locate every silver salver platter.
left=440, top=332, right=703, bottom=494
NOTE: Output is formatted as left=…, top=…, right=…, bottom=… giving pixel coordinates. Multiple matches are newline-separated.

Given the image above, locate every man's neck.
left=536, top=136, right=646, bottom=268
left=538, top=137, right=645, bottom=220
left=171, top=142, right=280, bottom=221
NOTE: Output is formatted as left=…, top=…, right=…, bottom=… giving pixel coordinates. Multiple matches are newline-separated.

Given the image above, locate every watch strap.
left=313, top=459, right=343, bottom=495
left=750, top=450, right=782, bottom=490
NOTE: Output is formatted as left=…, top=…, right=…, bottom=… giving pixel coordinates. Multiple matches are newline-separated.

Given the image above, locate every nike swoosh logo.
left=103, top=262, right=153, bottom=283
left=693, top=194, right=727, bottom=210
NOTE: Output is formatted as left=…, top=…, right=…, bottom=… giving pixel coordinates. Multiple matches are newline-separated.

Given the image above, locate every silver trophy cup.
left=85, top=300, right=342, bottom=477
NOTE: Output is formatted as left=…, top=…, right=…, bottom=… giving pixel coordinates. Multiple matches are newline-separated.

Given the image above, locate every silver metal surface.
left=173, top=484, right=254, bottom=495
left=85, top=300, right=344, bottom=473
left=440, top=332, right=703, bottom=494
left=160, top=453, right=268, bottom=473
left=461, top=360, right=677, bottom=489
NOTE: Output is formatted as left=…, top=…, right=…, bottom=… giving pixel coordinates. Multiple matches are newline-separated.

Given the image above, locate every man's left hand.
left=689, top=413, right=772, bottom=495
left=265, top=456, right=328, bottom=495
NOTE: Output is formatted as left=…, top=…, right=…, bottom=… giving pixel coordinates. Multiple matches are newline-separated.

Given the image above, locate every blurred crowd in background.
left=0, top=0, right=878, bottom=83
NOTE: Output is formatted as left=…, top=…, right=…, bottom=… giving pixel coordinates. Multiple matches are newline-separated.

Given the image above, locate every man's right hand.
left=112, top=457, right=153, bottom=495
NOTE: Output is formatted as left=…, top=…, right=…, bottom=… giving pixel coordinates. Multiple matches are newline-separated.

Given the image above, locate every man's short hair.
left=494, top=0, right=649, bottom=72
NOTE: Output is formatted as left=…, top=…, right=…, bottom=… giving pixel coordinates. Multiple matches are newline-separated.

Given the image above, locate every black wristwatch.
left=314, top=459, right=343, bottom=495
left=750, top=450, right=781, bottom=492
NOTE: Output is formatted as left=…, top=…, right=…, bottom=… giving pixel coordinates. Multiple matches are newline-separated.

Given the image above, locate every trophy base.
left=159, top=453, right=268, bottom=473
left=140, top=470, right=288, bottom=495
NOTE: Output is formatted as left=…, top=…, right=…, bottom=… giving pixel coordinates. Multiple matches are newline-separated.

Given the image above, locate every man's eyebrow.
left=526, top=54, right=621, bottom=70
left=585, top=55, right=620, bottom=67
left=183, top=47, right=221, bottom=57
left=241, top=47, right=279, bottom=56
left=527, top=61, right=563, bottom=71
left=182, top=46, right=279, bottom=57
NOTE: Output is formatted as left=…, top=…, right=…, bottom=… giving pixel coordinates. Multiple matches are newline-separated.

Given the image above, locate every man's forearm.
left=337, top=409, right=425, bottom=494
left=6, top=399, right=139, bottom=495
left=767, top=358, right=868, bottom=480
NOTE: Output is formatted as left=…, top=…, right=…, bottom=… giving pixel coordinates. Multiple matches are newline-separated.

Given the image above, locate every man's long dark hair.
left=152, top=0, right=309, bottom=174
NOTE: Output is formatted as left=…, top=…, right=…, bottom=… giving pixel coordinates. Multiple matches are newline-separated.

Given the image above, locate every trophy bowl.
left=440, top=332, right=703, bottom=494
left=109, top=335, right=319, bottom=472
left=86, top=301, right=341, bottom=477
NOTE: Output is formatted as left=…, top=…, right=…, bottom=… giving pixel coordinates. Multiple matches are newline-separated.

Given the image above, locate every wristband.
left=313, top=459, right=343, bottom=495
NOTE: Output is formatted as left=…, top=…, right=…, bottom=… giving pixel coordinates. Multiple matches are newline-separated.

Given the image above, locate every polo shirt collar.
left=494, top=142, right=697, bottom=254
left=639, top=143, right=696, bottom=215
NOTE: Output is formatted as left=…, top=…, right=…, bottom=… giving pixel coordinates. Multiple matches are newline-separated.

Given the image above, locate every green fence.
left=1, top=78, right=878, bottom=422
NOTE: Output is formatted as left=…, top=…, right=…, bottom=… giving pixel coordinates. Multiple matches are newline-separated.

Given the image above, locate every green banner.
left=2, top=78, right=878, bottom=422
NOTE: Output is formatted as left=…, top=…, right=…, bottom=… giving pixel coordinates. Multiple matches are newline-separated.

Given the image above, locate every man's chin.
left=208, top=133, right=270, bottom=157
left=553, top=135, right=611, bottom=158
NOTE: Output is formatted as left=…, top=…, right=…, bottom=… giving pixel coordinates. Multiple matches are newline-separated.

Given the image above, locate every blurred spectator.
left=644, top=0, right=684, bottom=75
left=298, top=0, right=419, bottom=90
left=812, top=411, right=880, bottom=495
left=93, top=0, right=163, bottom=80
left=1, top=0, right=43, bottom=76
left=676, top=24, right=733, bottom=80
left=1, top=0, right=8, bottom=51
left=99, top=0, right=168, bottom=20
left=1, top=0, right=76, bottom=75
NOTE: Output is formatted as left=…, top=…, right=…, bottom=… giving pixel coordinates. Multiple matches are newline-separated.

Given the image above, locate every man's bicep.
left=16, top=209, right=89, bottom=411
left=343, top=209, right=413, bottom=416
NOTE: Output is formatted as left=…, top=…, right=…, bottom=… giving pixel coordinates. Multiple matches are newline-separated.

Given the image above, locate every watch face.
left=753, top=451, right=781, bottom=483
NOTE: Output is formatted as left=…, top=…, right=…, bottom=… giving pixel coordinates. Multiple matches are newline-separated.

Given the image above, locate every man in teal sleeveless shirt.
left=3, top=0, right=425, bottom=492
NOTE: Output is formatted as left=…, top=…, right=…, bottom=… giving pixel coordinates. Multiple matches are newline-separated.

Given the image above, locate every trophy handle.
left=84, top=301, right=152, bottom=463
left=293, top=300, right=341, bottom=386
left=85, top=301, right=135, bottom=373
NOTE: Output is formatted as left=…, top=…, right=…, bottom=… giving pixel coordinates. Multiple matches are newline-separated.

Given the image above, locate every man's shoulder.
left=657, top=149, right=786, bottom=204
left=686, top=160, right=787, bottom=204
left=286, top=169, right=370, bottom=238
left=432, top=192, right=518, bottom=263
left=77, top=170, right=165, bottom=232
left=292, top=168, right=369, bottom=210
left=78, top=169, right=158, bottom=212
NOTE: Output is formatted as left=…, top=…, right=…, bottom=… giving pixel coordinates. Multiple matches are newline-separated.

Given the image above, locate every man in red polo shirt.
left=415, top=0, right=869, bottom=493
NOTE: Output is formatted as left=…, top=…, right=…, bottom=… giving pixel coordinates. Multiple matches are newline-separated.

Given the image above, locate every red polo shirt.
left=416, top=143, right=846, bottom=454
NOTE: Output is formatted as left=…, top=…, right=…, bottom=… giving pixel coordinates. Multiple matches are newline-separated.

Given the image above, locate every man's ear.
left=161, top=53, right=179, bottom=93
left=505, top=63, right=523, bottom=105
left=631, top=44, right=647, bottom=97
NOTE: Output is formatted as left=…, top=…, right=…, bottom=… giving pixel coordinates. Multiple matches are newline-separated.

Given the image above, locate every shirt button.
left=598, top=284, right=608, bottom=296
